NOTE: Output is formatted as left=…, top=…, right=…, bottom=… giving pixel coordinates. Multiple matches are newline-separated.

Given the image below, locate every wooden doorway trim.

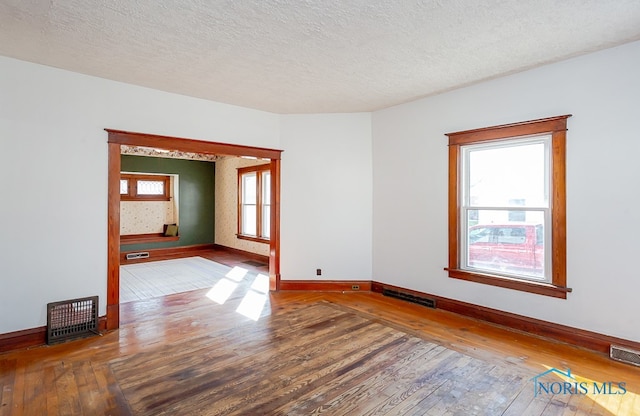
left=106, top=129, right=283, bottom=330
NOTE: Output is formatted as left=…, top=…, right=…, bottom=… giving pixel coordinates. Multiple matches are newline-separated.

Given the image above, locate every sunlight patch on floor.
left=250, top=273, right=270, bottom=294
left=226, top=266, right=249, bottom=282
left=206, top=279, right=238, bottom=304
left=203, top=268, right=268, bottom=320
left=236, top=290, right=267, bottom=321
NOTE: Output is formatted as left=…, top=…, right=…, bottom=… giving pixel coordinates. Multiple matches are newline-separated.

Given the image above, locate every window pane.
left=468, top=139, right=548, bottom=207
left=120, top=180, right=128, bottom=194
left=242, top=173, right=257, bottom=204
left=464, top=210, right=546, bottom=280
left=262, top=206, right=270, bottom=238
left=242, top=205, right=257, bottom=236
left=137, top=180, right=165, bottom=195
left=262, top=171, right=271, bottom=204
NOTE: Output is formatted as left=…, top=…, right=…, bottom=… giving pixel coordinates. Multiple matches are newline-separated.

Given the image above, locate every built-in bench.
left=120, top=233, right=179, bottom=245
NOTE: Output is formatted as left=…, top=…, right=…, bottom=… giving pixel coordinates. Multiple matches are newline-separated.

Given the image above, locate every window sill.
left=236, top=234, right=270, bottom=244
left=445, top=268, right=572, bottom=299
left=121, top=233, right=180, bottom=245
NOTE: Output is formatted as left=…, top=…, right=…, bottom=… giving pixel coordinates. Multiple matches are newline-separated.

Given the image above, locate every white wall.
left=280, top=114, right=373, bottom=282
left=372, top=40, right=640, bottom=342
left=0, top=56, right=279, bottom=334
left=3, top=40, right=637, bottom=344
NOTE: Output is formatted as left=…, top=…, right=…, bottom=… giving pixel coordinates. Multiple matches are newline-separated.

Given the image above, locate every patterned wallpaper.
left=121, top=145, right=223, bottom=162
left=120, top=201, right=176, bottom=235
left=215, top=157, right=270, bottom=256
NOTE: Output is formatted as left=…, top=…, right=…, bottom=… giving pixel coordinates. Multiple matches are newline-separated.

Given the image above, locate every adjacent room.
left=118, top=148, right=271, bottom=305
left=1, top=1, right=639, bottom=414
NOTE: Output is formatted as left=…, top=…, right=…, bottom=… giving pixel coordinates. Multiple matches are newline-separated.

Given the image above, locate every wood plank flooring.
left=111, top=302, right=536, bottom=415
left=1, top=251, right=639, bottom=415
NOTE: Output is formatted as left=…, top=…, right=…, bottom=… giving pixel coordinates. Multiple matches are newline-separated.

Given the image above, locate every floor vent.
left=382, top=289, right=436, bottom=309
left=126, top=252, right=150, bottom=260
left=610, top=345, right=640, bottom=367
left=47, top=296, right=99, bottom=345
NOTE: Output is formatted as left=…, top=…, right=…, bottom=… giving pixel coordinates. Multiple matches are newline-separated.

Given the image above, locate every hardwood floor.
left=1, top=251, right=638, bottom=415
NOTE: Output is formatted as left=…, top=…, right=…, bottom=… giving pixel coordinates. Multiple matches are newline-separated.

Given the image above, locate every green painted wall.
left=120, top=155, right=215, bottom=251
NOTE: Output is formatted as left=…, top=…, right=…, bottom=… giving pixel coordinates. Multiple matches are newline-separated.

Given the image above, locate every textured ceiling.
left=1, top=0, right=640, bottom=114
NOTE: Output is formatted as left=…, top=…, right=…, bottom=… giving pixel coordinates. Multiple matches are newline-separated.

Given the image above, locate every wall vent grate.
left=610, top=345, right=640, bottom=367
left=47, top=296, right=99, bottom=345
left=382, top=289, right=436, bottom=309
left=126, top=252, right=149, bottom=260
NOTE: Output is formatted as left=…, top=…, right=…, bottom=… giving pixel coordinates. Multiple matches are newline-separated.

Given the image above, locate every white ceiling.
left=1, top=0, right=640, bottom=114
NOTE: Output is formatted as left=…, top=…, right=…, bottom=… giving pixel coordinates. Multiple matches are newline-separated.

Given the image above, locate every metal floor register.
left=46, top=296, right=99, bottom=344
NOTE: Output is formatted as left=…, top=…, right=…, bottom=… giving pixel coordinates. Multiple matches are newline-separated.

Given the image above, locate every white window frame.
left=459, top=136, right=552, bottom=283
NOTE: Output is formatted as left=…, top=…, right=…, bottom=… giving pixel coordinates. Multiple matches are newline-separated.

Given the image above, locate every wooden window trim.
left=445, top=115, right=572, bottom=299
left=120, top=174, right=170, bottom=201
left=237, top=164, right=271, bottom=243
left=237, top=234, right=270, bottom=243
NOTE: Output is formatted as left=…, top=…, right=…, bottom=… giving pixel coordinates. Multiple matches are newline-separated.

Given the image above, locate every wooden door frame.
left=106, top=129, right=282, bottom=330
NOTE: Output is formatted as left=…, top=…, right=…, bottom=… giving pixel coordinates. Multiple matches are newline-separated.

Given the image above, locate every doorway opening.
left=106, top=129, right=282, bottom=330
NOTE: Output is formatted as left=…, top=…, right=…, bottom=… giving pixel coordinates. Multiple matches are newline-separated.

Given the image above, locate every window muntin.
left=238, top=164, right=271, bottom=242
left=446, top=115, right=571, bottom=299
left=120, top=174, right=171, bottom=201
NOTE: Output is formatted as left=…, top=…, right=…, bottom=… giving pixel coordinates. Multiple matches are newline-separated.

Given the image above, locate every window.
left=238, top=164, right=271, bottom=242
left=120, top=174, right=170, bottom=201
left=446, top=115, right=571, bottom=298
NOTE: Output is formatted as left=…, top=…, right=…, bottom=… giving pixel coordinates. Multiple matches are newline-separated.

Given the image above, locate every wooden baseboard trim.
left=280, top=280, right=372, bottom=292
left=106, top=304, right=119, bottom=331
left=0, top=316, right=108, bottom=353
left=212, top=244, right=269, bottom=264
left=0, top=326, right=45, bottom=353
left=120, top=243, right=216, bottom=263
left=372, top=281, right=640, bottom=355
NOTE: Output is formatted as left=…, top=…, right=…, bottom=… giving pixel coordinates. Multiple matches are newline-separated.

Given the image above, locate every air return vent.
left=126, top=252, right=149, bottom=260
left=610, top=345, right=640, bottom=367
left=382, top=289, right=436, bottom=309
left=47, top=296, right=99, bottom=345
